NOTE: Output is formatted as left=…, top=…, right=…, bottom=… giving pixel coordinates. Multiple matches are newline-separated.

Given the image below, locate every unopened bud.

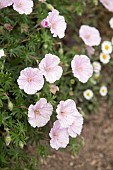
left=90, top=78, right=96, bottom=85
left=19, top=141, right=24, bottom=149
left=58, top=48, right=63, bottom=55
left=5, top=135, right=11, bottom=146
left=46, top=3, right=54, bottom=11
left=41, top=19, right=50, bottom=28
left=44, top=44, right=48, bottom=49
left=93, top=0, right=98, bottom=5
left=8, top=100, right=13, bottom=111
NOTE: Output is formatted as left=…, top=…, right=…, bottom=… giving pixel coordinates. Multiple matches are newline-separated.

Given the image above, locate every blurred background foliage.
left=0, top=0, right=113, bottom=169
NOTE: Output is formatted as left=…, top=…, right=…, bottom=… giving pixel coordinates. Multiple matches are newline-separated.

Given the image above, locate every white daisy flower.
left=109, top=17, right=113, bottom=29
left=83, top=89, right=93, bottom=100
left=100, top=86, right=107, bottom=96
left=0, top=49, right=5, bottom=58
left=101, top=41, right=112, bottom=54
left=99, top=53, right=110, bottom=64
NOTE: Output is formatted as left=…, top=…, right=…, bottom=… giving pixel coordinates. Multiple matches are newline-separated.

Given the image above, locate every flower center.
left=102, top=54, right=107, bottom=59
left=45, top=66, right=52, bottom=72
left=34, top=109, right=40, bottom=115
left=86, top=92, right=90, bottom=96
left=105, top=45, right=109, bottom=51
left=27, top=77, right=32, bottom=82
left=61, top=111, right=67, bottom=116
left=52, top=23, right=56, bottom=29
left=85, top=34, right=90, bottom=39
left=102, top=89, right=105, bottom=93
left=77, top=66, right=83, bottom=72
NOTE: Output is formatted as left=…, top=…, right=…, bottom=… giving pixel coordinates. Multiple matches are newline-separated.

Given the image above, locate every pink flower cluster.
left=17, top=53, right=94, bottom=95
left=0, top=0, right=33, bottom=15
left=12, top=3, right=102, bottom=151
left=17, top=53, right=63, bottom=95
left=41, top=9, right=67, bottom=39
left=50, top=99, right=83, bottom=150
left=28, top=98, right=83, bottom=150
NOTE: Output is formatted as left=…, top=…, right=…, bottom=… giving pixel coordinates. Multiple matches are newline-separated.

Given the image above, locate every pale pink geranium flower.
left=79, top=25, right=101, bottom=46
left=56, top=99, right=80, bottom=128
left=17, top=67, right=44, bottom=95
left=13, top=0, right=33, bottom=15
left=49, top=120, right=69, bottom=150
left=28, top=98, right=53, bottom=128
left=44, top=9, right=67, bottom=38
left=39, top=53, right=63, bottom=83
left=68, top=116, right=83, bottom=138
left=100, top=0, right=113, bottom=12
left=71, top=55, right=93, bottom=83
left=0, top=0, right=13, bottom=9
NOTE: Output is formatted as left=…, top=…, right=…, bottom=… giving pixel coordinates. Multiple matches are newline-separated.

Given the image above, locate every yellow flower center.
left=102, top=89, right=105, bottom=93
left=86, top=92, right=90, bottom=96
left=70, top=79, right=75, bottom=84
left=102, top=54, right=107, bottom=59
left=105, top=45, right=109, bottom=51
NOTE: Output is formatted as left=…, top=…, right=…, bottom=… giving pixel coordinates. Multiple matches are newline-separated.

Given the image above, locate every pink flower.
left=13, top=0, right=33, bottom=15
left=39, top=53, right=63, bottom=83
left=100, top=0, right=113, bottom=12
left=45, top=9, right=67, bottom=38
left=56, top=99, right=80, bottom=128
left=0, top=0, right=13, bottom=9
left=49, top=120, right=69, bottom=150
left=71, top=55, right=93, bottom=83
left=79, top=25, right=101, bottom=46
left=28, top=98, right=53, bottom=128
left=17, top=67, right=44, bottom=95
left=68, top=116, right=83, bottom=138
left=41, top=19, right=50, bottom=28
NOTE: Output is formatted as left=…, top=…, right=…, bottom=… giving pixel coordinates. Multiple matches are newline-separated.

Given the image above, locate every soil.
left=41, top=101, right=113, bottom=170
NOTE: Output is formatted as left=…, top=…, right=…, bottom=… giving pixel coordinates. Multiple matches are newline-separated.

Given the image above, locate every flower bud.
left=93, top=0, right=98, bottom=5
left=41, top=19, right=50, bottom=28
left=46, top=3, right=54, bottom=10
left=8, top=100, right=13, bottom=111
left=44, top=44, right=48, bottom=49
left=5, top=135, right=11, bottom=146
left=58, top=48, right=63, bottom=55
left=19, top=141, right=24, bottom=149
